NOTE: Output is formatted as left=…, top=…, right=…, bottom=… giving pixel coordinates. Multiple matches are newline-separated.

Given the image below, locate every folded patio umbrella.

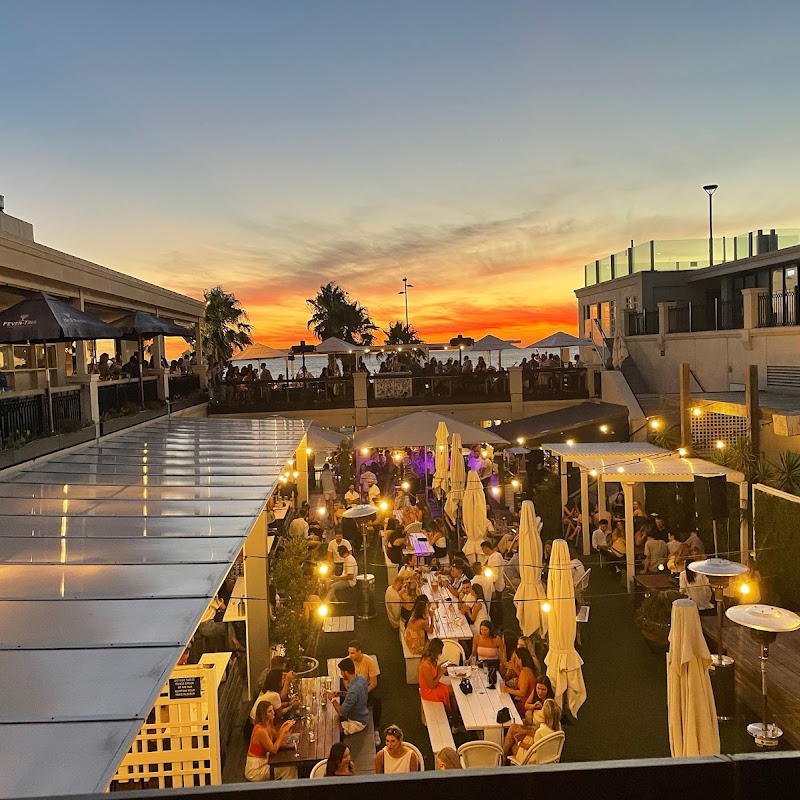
left=667, top=598, right=720, bottom=757
left=514, top=500, right=548, bottom=639
left=545, top=539, right=587, bottom=717
left=462, top=470, right=488, bottom=563
left=432, top=420, right=449, bottom=499
left=444, top=432, right=466, bottom=524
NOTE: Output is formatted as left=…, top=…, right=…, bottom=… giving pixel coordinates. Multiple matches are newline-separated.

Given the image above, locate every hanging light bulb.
left=692, top=407, right=702, bottom=417
left=317, top=562, right=330, bottom=576
left=649, top=419, right=662, bottom=430
left=589, top=469, right=598, bottom=477
left=490, top=486, right=501, bottom=497
left=511, top=478, right=520, bottom=488
left=599, top=424, right=609, bottom=434
left=541, top=601, right=552, bottom=613
left=739, top=581, right=751, bottom=596
left=678, top=447, right=688, bottom=457
left=317, top=603, right=329, bottom=618
left=401, top=481, right=410, bottom=490
left=566, top=439, right=575, bottom=447
left=516, top=437, right=525, bottom=445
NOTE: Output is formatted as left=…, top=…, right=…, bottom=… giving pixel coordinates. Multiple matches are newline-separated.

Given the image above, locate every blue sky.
left=3, top=1, right=800, bottom=343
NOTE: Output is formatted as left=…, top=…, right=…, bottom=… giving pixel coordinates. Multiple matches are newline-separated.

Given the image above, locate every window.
left=625, top=296, right=638, bottom=310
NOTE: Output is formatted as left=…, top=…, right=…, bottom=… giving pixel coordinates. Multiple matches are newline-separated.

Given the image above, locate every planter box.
left=100, top=406, right=168, bottom=436
left=0, top=427, right=96, bottom=470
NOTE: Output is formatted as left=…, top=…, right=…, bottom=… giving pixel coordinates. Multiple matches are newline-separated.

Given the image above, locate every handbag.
left=459, top=677, right=473, bottom=695
left=496, top=707, right=512, bottom=724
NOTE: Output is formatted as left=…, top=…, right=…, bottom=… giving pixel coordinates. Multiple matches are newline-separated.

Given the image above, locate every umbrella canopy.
left=314, top=336, right=356, bottom=353
left=667, top=599, right=720, bottom=757
left=307, top=425, right=347, bottom=452
left=232, top=342, right=288, bottom=361
left=514, top=500, right=548, bottom=638
left=353, top=410, right=509, bottom=450
left=526, top=331, right=586, bottom=349
left=545, top=539, right=587, bottom=717
left=462, top=470, right=488, bottom=562
left=444, top=432, right=466, bottom=524
left=432, top=420, right=449, bottom=498
left=111, top=311, right=193, bottom=341
left=468, top=334, right=519, bottom=352
left=611, top=328, right=629, bottom=369
left=0, top=292, right=121, bottom=343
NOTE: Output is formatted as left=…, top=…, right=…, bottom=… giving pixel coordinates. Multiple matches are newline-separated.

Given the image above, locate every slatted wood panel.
left=701, top=615, right=800, bottom=748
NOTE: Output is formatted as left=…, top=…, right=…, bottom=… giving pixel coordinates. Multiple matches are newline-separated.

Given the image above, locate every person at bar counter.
left=327, top=657, right=369, bottom=735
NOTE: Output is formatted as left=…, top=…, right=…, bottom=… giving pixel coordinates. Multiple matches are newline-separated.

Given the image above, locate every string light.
left=692, top=407, right=702, bottom=417
left=439, top=444, right=445, bottom=451
left=317, top=506, right=327, bottom=516
left=401, top=481, right=410, bottom=490
left=379, top=500, right=389, bottom=511
left=516, top=437, right=525, bottom=445
left=483, top=567, right=494, bottom=579
left=566, top=439, right=575, bottom=447
left=490, top=486, right=501, bottom=497
left=317, top=603, right=329, bottom=618
left=541, top=601, right=552, bottom=613
left=292, top=471, right=299, bottom=478
left=739, top=582, right=751, bottom=596
left=678, top=447, right=688, bottom=457
left=599, top=424, right=609, bottom=434
left=481, top=450, right=488, bottom=458
left=616, top=466, right=625, bottom=473
left=649, top=419, right=662, bottom=430
left=305, top=447, right=313, bottom=456
left=589, top=469, right=598, bottom=477
left=361, top=448, right=369, bottom=456
left=317, top=562, right=330, bottom=576
left=511, top=478, right=520, bottom=488
left=715, top=440, right=726, bottom=450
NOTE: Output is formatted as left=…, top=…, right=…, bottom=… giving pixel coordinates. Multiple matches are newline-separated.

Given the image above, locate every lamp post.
left=703, top=184, right=718, bottom=266
left=449, top=334, right=474, bottom=367
left=398, top=277, right=414, bottom=328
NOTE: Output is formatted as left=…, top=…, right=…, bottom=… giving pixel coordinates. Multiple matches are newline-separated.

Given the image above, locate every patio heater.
left=726, top=604, right=800, bottom=746
left=449, top=334, right=474, bottom=367
left=342, top=504, right=378, bottom=620
left=290, top=339, right=316, bottom=376
left=688, top=558, right=748, bottom=720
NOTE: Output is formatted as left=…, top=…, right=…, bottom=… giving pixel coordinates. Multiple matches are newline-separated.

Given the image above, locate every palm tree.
left=380, top=321, right=422, bottom=369
left=306, top=283, right=377, bottom=346
left=201, top=286, right=253, bottom=371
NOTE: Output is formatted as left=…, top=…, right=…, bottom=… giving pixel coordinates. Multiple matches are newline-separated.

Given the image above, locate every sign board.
left=168, top=676, right=202, bottom=700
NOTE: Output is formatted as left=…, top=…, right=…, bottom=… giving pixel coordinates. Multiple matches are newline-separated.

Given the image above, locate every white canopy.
left=526, top=331, right=586, bottom=349
left=514, top=500, right=548, bottom=638
left=314, top=336, right=354, bottom=353
left=545, top=539, right=587, bottom=717
left=307, top=424, right=347, bottom=451
left=468, top=334, right=519, bottom=352
left=233, top=342, right=288, bottom=361
left=462, top=470, right=488, bottom=562
left=667, top=599, right=720, bottom=757
left=0, top=417, right=308, bottom=798
left=353, top=411, right=509, bottom=449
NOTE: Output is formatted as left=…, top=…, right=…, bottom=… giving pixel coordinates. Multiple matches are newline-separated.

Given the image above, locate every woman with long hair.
left=418, top=637, right=454, bottom=713
left=245, top=701, right=296, bottom=781
left=404, top=595, right=433, bottom=655
left=458, top=582, right=490, bottom=636
left=472, top=619, right=506, bottom=665
left=504, top=698, right=562, bottom=760
left=324, top=742, right=354, bottom=776
left=375, top=725, right=419, bottom=773
left=429, top=518, right=449, bottom=564
left=436, top=747, right=462, bottom=770
left=500, top=648, right=537, bottom=716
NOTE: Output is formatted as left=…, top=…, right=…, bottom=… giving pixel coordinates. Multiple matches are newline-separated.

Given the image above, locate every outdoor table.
left=273, top=506, right=289, bottom=521
left=405, top=532, right=434, bottom=565
left=268, top=676, right=340, bottom=777
left=222, top=576, right=246, bottom=623
left=422, top=575, right=473, bottom=640
left=322, top=615, right=355, bottom=633
left=447, top=664, right=521, bottom=745
left=634, top=574, right=677, bottom=592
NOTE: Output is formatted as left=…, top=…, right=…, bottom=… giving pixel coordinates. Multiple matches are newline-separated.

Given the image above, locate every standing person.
left=327, top=658, right=369, bottom=735
left=375, top=725, right=419, bottom=773
left=384, top=574, right=404, bottom=628
left=347, top=641, right=382, bottom=735
left=319, top=463, right=337, bottom=518
left=480, top=540, right=506, bottom=626
left=327, top=529, right=353, bottom=575
left=244, top=702, right=296, bottom=781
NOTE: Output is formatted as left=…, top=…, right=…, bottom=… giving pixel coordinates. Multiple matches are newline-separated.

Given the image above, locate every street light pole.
left=398, top=277, right=414, bottom=328
left=703, top=184, right=719, bottom=266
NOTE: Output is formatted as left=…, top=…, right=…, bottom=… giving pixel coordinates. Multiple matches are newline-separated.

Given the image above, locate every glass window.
left=0, top=345, right=12, bottom=372
left=13, top=345, right=34, bottom=369
left=772, top=269, right=784, bottom=294
left=631, top=242, right=653, bottom=273
left=598, top=256, right=612, bottom=283
left=612, top=249, right=630, bottom=278
left=785, top=266, right=797, bottom=293
left=584, top=263, right=597, bottom=286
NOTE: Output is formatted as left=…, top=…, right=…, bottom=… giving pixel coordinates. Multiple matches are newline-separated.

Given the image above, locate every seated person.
left=375, top=724, right=419, bottom=773
left=418, top=638, right=454, bottom=714
left=428, top=519, right=449, bottom=563
left=609, top=521, right=627, bottom=559
left=324, top=546, right=358, bottom=600
left=591, top=518, right=611, bottom=552
left=249, top=668, right=300, bottom=723
left=504, top=698, right=562, bottom=761
left=344, top=483, right=360, bottom=508
left=327, top=529, right=353, bottom=574
left=458, top=583, right=490, bottom=636
left=641, top=530, right=669, bottom=573
left=404, top=596, right=433, bottom=655
left=679, top=564, right=714, bottom=611
left=502, top=677, right=556, bottom=757
left=500, top=648, right=537, bottom=717
left=684, top=529, right=705, bottom=555
left=568, top=545, right=586, bottom=585
left=384, top=574, right=405, bottom=628
left=471, top=619, right=506, bottom=664
left=327, top=658, right=369, bottom=735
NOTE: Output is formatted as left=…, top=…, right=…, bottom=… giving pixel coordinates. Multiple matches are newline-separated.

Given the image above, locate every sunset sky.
left=4, top=1, right=800, bottom=347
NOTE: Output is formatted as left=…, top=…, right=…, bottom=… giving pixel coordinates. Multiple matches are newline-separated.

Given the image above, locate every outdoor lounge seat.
left=508, top=731, right=565, bottom=766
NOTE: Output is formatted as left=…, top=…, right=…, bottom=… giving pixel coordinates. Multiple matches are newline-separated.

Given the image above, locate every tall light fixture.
left=703, top=184, right=719, bottom=266
left=449, top=333, right=474, bottom=366
left=398, top=277, right=414, bottom=328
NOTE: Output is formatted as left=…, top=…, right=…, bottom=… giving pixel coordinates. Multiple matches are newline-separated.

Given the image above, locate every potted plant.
left=635, top=589, right=681, bottom=652
left=270, top=530, right=321, bottom=674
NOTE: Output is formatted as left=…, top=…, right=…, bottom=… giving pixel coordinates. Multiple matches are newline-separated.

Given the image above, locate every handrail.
left=689, top=367, right=706, bottom=393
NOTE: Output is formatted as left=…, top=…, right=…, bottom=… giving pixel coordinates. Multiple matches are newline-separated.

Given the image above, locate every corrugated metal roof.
left=0, top=416, right=308, bottom=798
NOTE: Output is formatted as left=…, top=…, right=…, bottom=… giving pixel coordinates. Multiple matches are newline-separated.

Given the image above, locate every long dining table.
left=421, top=573, right=473, bottom=641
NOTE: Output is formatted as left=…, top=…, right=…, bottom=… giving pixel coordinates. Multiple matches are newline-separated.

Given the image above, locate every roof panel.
left=0, top=516, right=252, bottom=538
left=0, top=483, right=270, bottom=500
left=5, top=471, right=271, bottom=486
left=0, top=497, right=266, bottom=517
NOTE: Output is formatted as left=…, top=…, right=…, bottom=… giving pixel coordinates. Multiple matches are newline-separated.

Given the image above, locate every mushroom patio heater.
left=449, top=334, right=474, bottom=366
left=342, top=504, right=378, bottom=620
left=688, top=558, right=748, bottom=720
left=726, top=604, right=800, bottom=746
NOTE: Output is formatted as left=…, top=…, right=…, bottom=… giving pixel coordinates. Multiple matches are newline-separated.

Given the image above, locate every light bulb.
left=650, top=419, right=661, bottom=430
left=566, top=439, right=575, bottom=447
left=481, top=450, right=488, bottom=458
left=317, top=603, right=329, bottom=618
left=401, top=481, right=410, bottom=490
left=658, top=563, right=665, bottom=571
left=516, top=437, right=525, bottom=445
left=541, top=601, right=551, bottom=613
left=379, top=500, right=389, bottom=511
left=600, top=424, right=609, bottom=434
left=715, top=440, right=726, bottom=450
left=739, top=581, right=751, bottom=596
left=317, top=562, right=330, bottom=576
left=616, top=466, right=624, bottom=473
left=305, top=447, right=313, bottom=456
left=293, top=471, right=299, bottom=478
left=511, top=478, right=520, bottom=488
left=439, top=444, right=445, bottom=451
left=692, top=407, right=702, bottom=417
left=360, top=448, right=369, bottom=456
left=678, top=447, right=688, bottom=457
left=483, top=567, right=494, bottom=579
left=491, top=486, right=501, bottom=497
left=317, top=506, right=327, bottom=516
left=589, top=469, right=598, bottom=477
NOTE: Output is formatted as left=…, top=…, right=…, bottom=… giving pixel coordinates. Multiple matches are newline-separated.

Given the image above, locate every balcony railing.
left=628, top=309, right=659, bottom=335
left=98, top=377, right=159, bottom=416
left=211, top=377, right=354, bottom=413
left=668, top=300, right=744, bottom=333
left=521, top=367, right=588, bottom=400
left=758, top=290, right=799, bottom=327
left=0, top=388, right=83, bottom=443
left=169, top=373, right=201, bottom=398
left=367, top=373, right=510, bottom=406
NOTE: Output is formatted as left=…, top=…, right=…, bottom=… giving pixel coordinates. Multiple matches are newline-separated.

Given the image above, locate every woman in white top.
left=375, top=725, right=419, bottom=773
left=679, top=567, right=714, bottom=611
left=459, top=583, right=490, bottom=636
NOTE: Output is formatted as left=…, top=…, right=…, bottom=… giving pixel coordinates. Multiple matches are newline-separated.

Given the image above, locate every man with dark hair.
left=325, top=545, right=358, bottom=600
left=327, top=657, right=369, bottom=735
left=347, top=640, right=382, bottom=738
left=481, top=539, right=506, bottom=626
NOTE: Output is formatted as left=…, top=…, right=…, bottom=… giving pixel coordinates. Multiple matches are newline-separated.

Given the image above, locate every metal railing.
left=0, top=393, right=48, bottom=441
left=668, top=300, right=744, bottom=333
left=52, top=389, right=83, bottom=429
left=211, top=377, right=355, bottom=412
left=368, top=373, right=510, bottom=406
left=168, top=373, right=201, bottom=398
left=98, top=378, right=159, bottom=416
left=758, top=290, right=798, bottom=327
left=522, top=367, right=588, bottom=400
left=628, top=309, right=659, bottom=335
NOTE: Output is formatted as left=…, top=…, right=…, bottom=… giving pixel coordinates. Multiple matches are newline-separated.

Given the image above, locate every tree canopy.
left=306, top=283, right=377, bottom=346
left=201, top=286, right=253, bottom=366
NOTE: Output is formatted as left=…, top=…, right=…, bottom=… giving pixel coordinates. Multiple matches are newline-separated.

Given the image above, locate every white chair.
left=509, top=731, right=565, bottom=766
left=309, top=759, right=328, bottom=778
left=439, top=638, right=466, bottom=667
left=574, top=567, right=591, bottom=607
left=457, top=740, right=503, bottom=769
left=404, top=741, right=426, bottom=771
left=404, top=521, right=423, bottom=535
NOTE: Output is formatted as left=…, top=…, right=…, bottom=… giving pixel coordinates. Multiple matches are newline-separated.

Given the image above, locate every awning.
left=0, top=417, right=308, bottom=798
left=492, top=402, right=628, bottom=444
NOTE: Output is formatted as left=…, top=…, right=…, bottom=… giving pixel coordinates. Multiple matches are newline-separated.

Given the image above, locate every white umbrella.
left=545, top=539, right=587, bottom=717
left=514, top=500, right=548, bottom=639
left=432, top=420, right=449, bottom=499
left=462, top=470, right=488, bottom=563
left=611, top=327, right=629, bottom=369
left=667, top=599, right=720, bottom=757
left=444, top=433, right=466, bottom=524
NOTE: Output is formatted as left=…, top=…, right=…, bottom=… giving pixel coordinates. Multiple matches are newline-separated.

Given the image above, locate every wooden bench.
left=399, top=623, right=421, bottom=685
left=344, top=712, right=377, bottom=774
left=702, top=614, right=800, bottom=748
left=421, top=699, right=456, bottom=757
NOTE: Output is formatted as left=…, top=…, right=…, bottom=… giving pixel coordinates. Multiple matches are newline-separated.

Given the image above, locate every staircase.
left=619, top=356, right=653, bottom=396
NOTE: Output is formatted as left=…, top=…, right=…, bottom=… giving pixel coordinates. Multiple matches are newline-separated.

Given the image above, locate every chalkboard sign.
left=169, top=676, right=202, bottom=700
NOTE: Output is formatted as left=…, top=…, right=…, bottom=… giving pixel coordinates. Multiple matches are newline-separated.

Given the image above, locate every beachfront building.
left=576, top=227, right=800, bottom=460
left=0, top=204, right=205, bottom=464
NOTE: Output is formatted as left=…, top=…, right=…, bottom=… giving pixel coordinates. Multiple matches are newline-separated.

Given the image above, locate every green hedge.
left=754, top=490, right=800, bottom=611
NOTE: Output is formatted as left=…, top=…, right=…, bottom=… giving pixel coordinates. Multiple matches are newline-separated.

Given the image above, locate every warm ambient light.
left=317, top=506, right=327, bottom=516
left=541, top=601, right=552, bottom=613
left=317, top=603, right=329, bottom=618
left=678, top=447, right=688, bottom=457
left=649, top=419, right=662, bottom=430
left=566, top=439, right=575, bottom=447
left=715, top=440, right=726, bottom=450
left=439, top=444, right=445, bottom=451
left=490, top=486, right=501, bottom=497
left=283, top=471, right=290, bottom=478
left=379, top=500, right=389, bottom=511
left=692, top=407, right=702, bottom=417
left=481, top=450, right=488, bottom=458
left=658, top=563, right=665, bottom=571
left=483, top=567, right=494, bottom=579
left=516, top=437, right=525, bottom=445
left=306, top=447, right=313, bottom=456
left=394, top=452, right=403, bottom=461
left=401, top=481, right=410, bottom=490
left=511, top=478, right=520, bottom=488
left=589, top=469, right=598, bottom=478
left=599, top=424, right=609, bottom=434
left=616, top=466, right=625, bottom=473
left=739, top=582, right=751, bottom=596
left=317, top=562, right=330, bottom=576
left=361, top=448, right=369, bottom=456
left=293, top=471, right=299, bottom=478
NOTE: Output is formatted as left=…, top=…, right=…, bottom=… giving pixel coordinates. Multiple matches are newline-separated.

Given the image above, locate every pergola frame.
left=543, top=443, right=747, bottom=591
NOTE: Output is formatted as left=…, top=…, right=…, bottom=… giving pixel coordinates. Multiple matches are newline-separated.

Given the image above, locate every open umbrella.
left=444, top=432, right=466, bottom=525
left=545, top=539, right=587, bottom=717
left=667, top=599, right=720, bottom=757
left=432, top=420, right=449, bottom=499
left=514, top=500, right=548, bottom=639
left=0, top=292, right=121, bottom=432
left=113, top=311, right=193, bottom=406
left=462, top=470, right=488, bottom=563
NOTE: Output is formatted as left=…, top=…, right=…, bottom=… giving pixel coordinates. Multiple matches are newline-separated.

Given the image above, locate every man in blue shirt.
left=327, top=657, right=369, bottom=735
